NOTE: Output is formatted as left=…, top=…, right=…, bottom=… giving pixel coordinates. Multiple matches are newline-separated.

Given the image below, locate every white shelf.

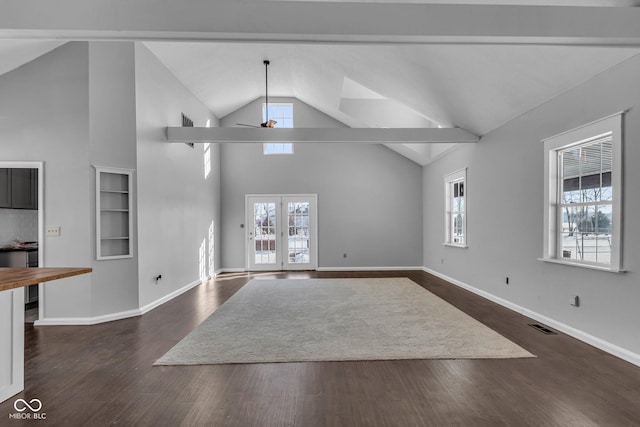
left=95, top=166, right=134, bottom=260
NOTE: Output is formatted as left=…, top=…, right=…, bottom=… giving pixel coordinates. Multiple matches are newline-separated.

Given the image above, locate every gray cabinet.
left=0, top=169, right=10, bottom=208
left=11, top=169, right=38, bottom=209
left=0, top=168, right=38, bottom=210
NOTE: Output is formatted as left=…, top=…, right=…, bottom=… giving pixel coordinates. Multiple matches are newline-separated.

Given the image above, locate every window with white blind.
left=444, top=168, right=467, bottom=247
left=542, top=113, right=623, bottom=272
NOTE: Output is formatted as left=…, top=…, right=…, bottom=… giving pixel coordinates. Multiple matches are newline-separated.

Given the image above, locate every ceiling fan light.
left=261, top=120, right=277, bottom=128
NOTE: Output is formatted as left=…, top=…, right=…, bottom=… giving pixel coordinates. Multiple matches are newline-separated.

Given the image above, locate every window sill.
left=538, top=258, right=626, bottom=273
left=443, top=243, right=468, bottom=249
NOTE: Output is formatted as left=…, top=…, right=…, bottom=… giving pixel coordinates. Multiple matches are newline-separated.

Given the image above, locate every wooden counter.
left=0, top=267, right=92, bottom=292
left=1, top=267, right=92, bottom=403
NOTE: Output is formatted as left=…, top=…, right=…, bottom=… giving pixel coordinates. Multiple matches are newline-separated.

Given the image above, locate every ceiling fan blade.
left=236, top=123, right=260, bottom=128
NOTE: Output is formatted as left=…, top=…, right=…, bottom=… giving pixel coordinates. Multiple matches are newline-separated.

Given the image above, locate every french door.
left=246, top=194, right=317, bottom=271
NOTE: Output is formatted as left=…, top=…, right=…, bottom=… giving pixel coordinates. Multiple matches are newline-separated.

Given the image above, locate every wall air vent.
left=528, top=323, right=557, bottom=335
left=181, top=113, right=195, bottom=148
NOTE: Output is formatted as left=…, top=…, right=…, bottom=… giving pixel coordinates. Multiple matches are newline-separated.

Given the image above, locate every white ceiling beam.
left=2, top=2, right=640, bottom=46
left=166, top=127, right=479, bottom=144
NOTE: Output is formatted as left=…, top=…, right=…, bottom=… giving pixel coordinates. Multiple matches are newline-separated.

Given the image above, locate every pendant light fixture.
left=261, top=60, right=277, bottom=128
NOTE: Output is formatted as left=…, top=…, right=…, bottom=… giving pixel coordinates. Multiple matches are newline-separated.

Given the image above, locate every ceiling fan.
left=236, top=60, right=277, bottom=128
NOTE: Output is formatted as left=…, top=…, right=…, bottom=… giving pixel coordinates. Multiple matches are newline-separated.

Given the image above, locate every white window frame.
left=263, top=102, right=294, bottom=128
left=541, top=112, right=623, bottom=272
left=263, top=102, right=294, bottom=155
left=263, top=143, right=294, bottom=156
left=443, top=168, right=468, bottom=248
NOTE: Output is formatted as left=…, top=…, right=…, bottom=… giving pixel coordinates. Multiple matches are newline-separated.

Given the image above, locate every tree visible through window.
left=542, top=112, right=623, bottom=271
left=559, top=137, right=612, bottom=265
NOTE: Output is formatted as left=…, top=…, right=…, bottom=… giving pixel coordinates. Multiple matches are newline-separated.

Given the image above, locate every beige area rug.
left=154, top=278, right=534, bottom=365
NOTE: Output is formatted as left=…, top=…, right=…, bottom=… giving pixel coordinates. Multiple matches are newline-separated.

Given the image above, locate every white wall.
left=220, top=98, right=423, bottom=270
left=0, top=42, right=93, bottom=319
left=135, top=43, right=221, bottom=308
left=423, top=54, right=640, bottom=359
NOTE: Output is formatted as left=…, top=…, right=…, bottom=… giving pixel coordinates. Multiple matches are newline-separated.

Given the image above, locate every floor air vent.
left=528, top=323, right=557, bottom=335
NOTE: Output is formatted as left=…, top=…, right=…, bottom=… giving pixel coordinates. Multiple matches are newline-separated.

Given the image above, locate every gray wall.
left=0, top=42, right=93, bottom=318
left=220, top=98, right=423, bottom=269
left=220, top=97, right=344, bottom=129
left=423, top=54, right=640, bottom=357
left=0, top=41, right=223, bottom=321
left=89, top=42, right=140, bottom=316
left=135, top=43, right=221, bottom=307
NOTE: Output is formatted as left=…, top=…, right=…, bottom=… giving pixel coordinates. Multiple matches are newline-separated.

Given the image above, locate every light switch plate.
left=46, top=226, right=61, bottom=237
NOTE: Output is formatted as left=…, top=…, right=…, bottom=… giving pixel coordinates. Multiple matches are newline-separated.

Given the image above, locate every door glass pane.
left=254, top=202, right=277, bottom=265
left=288, top=202, right=310, bottom=264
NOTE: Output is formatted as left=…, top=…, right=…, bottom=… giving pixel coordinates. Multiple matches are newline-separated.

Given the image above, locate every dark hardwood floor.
left=2, top=270, right=640, bottom=426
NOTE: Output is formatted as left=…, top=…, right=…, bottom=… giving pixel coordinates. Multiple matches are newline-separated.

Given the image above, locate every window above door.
left=263, top=103, right=294, bottom=155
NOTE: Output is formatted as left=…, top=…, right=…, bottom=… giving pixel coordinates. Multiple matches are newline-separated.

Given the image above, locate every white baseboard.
left=219, top=267, right=246, bottom=273
left=35, top=279, right=203, bottom=326
left=35, top=308, right=142, bottom=326
left=220, top=266, right=423, bottom=273
left=317, top=266, right=423, bottom=272
left=138, top=279, right=202, bottom=315
left=423, top=267, right=640, bottom=368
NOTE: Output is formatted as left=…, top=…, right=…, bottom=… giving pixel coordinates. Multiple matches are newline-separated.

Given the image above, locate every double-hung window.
left=542, top=113, right=623, bottom=271
left=444, top=168, right=467, bottom=247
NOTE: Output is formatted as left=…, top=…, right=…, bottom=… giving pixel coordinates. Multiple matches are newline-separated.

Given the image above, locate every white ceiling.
left=0, top=40, right=66, bottom=77
left=145, top=42, right=639, bottom=137
left=1, top=1, right=640, bottom=164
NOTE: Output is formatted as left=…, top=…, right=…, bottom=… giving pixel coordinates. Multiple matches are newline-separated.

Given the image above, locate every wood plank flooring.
left=2, top=270, right=640, bottom=426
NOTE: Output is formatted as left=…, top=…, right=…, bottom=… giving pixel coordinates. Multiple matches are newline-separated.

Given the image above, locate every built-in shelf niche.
left=95, top=166, right=133, bottom=260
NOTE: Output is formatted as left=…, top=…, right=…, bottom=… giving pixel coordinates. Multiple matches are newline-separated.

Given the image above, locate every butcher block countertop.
left=0, top=267, right=92, bottom=292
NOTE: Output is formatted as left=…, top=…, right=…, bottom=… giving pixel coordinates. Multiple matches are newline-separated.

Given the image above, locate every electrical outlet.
left=441, top=258, right=445, bottom=264
left=46, top=226, right=61, bottom=237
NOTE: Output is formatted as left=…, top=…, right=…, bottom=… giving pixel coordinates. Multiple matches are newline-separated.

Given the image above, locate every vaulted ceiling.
left=1, top=1, right=640, bottom=164
left=145, top=42, right=639, bottom=138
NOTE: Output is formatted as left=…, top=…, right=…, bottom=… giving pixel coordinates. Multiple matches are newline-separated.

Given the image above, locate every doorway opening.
left=246, top=194, right=317, bottom=271
left=0, top=161, right=44, bottom=323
